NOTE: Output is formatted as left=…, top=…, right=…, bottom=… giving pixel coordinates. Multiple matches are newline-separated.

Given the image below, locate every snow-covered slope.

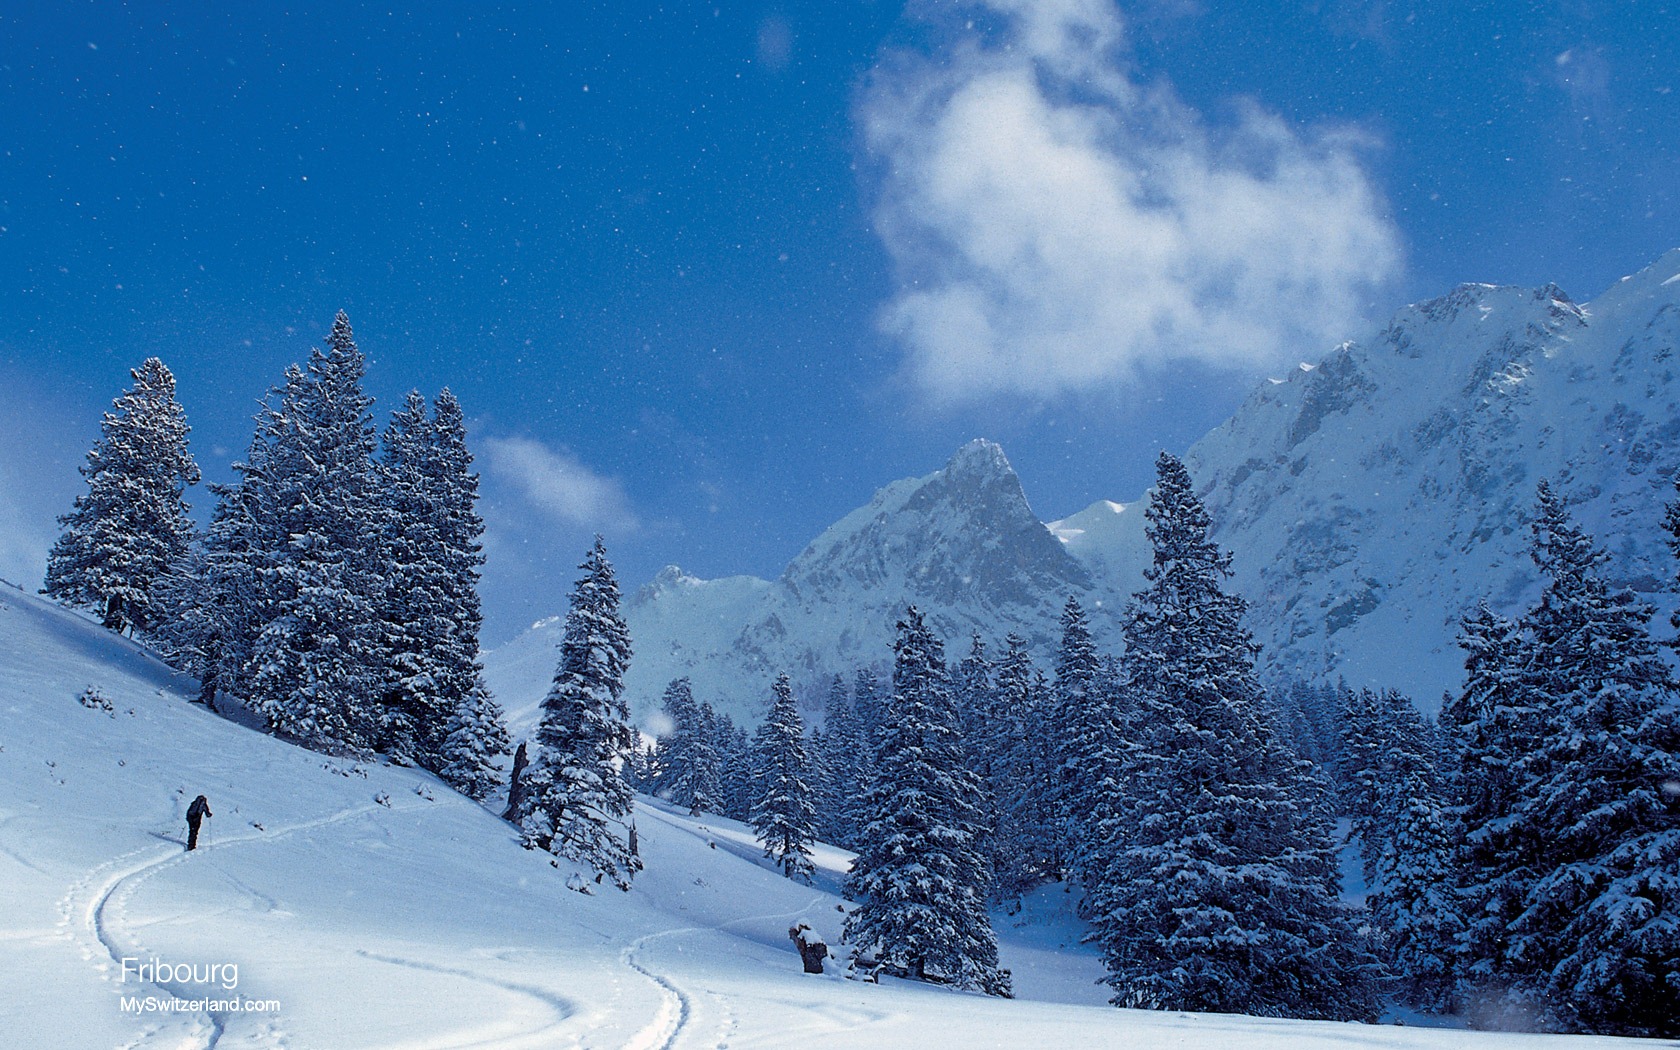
left=486, top=252, right=1680, bottom=724
left=4, top=582, right=1663, bottom=1048
left=1161, top=249, right=1680, bottom=702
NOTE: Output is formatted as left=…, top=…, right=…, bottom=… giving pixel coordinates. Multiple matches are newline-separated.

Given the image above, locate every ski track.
left=620, top=928, right=695, bottom=1050
left=624, top=803, right=838, bottom=1050
left=354, top=949, right=580, bottom=1050
left=61, top=798, right=431, bottom=1050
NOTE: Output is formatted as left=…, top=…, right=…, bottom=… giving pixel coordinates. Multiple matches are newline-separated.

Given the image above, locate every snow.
left=3, top=581, right=1669, bottom=1048
left=483, top=252, right=1680, bottom=719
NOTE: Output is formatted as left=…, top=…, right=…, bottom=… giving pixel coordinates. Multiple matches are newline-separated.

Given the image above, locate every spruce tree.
left=518, top=537, right=639, bottom=889
left=375, top=390, right=452, bottom=762
left=240, top=316, right=387, bottom=751
left=427, top=388, right=505, bottom=783
left=1092, top=451, right=1375, bottom=1020
left=437, top=683, right=510, bottom=802
left=751, top=673, right=818, bottom=881
left=817, top=674, right=868, bottom=847
left=1050, top=597, right=1108, bottom=884
left=45, top=357, right=200, bottom=636
left=656, top=677, right=721, bottom=815
left=1496, top=482, right=1680, bottom=1036
left=843, top=607, right=1010, bottom=996
left=993, top=634, right=1057, bottom=898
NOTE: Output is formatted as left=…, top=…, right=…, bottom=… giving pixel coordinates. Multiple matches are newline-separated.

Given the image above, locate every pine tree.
left=45, top=357, right=200, bottom=636
left=706, top=705, right=754, bottom=821
left=656, top=677, right=721, bottom=815
left=751, top=673, right=818, bottom=881
left=427, top=389, right=504, bottom=781
left=518, top=537, right=639, bottom=889
left=817, top=674, right=868, bottom=847
left=1492, top=482, right=1680, bottom=1036
left=1091, top=451, right=1375, bottom=1020
left=238, top=316, right=387, bottom=752
left=1369, top=737, right=1460, bottom=1012
left=374, top=390, right=451, bottom=762
left=437, top=683, right=510, bottom=802
left=1050, top=597, right=1109, bottom=885
left=992, top=634, right=1057, bottom=898
left=844, top=607, right=1011, bottom=996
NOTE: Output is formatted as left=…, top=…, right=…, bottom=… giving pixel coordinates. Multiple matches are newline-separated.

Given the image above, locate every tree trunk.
left=502, top=741, right=529, bottom=820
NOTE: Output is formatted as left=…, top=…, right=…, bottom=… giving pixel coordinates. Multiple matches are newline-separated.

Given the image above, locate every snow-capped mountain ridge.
left=486, top=250, right=1680, bottom=725
left=1171, top=250, right=1680, bottom=701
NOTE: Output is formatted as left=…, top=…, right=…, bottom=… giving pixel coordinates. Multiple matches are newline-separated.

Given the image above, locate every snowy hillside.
left=487, top=251, right=1680, bottom=721
left=6, top=580, right=1670, bottom=1048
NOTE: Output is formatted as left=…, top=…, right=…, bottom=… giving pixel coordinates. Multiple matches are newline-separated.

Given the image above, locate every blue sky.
left=2, top=1, right=1676, bottom=645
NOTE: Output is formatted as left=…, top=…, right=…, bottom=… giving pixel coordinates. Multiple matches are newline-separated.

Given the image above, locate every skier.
left=186, top=794, right=212, bottom=851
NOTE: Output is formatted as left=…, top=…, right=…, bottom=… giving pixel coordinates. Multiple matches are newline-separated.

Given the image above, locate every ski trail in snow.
left=620, top=889, right=835, bottom=1050
left=620, top=929, right=694, bottom=1050
left=64, top=798, right=431, bottom=1050
left=626, top=803, right=847, bottom=1049
left=354, top=949, right=580, bottom=1050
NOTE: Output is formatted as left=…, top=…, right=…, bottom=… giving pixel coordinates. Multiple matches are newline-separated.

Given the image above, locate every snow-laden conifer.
left=656, top=677, right=721, bottom=815
left=518, top=537, right=638, bottom=889
left=45, top=357, right=200, bottom=636
left=750, top=673, right=817, bottom=881
left=437, top=683, right=510, bottom=802
left=239, top=315, right=386, bottom=751
left=817, top=674, right=868, bottom=847
left=1092, top=451, right=1376, bottom=1020
left=992, top=634, right=1057, bottom=898
left=843, top=607, right=1011, bottom=996
left=1491, top=482, right=1680, bottom=1036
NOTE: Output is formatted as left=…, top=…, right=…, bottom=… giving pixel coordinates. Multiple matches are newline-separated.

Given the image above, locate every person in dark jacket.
left=186, top=795, right=211, bottom=851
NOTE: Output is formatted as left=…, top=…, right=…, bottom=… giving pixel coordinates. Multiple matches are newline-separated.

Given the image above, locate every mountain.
left=1158, top=249, right=1680, bottom=703
left=487, top=250, right=1680, bottom=727
left=488, top=440, right=1114, bottom=729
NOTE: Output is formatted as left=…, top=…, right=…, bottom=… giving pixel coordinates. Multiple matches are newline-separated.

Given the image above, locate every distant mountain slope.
left=489, top=441, right=1116, bottom=729
left=486, top=250, right=1680, bottom=726
left=1165, top=249, right=1680, bottom=703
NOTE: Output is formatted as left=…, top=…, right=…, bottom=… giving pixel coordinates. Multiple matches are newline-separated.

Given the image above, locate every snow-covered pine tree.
left=1369, top=730, right=1460, bottom=1013
left=750, top=673, right=818, bottom=881
left=1050, top=596, right=1110, bottom=886
left=1495, top=482, right=1680, bottom=1037
left=992, top=633, right=1056, bottom=899
left=1445, top=598, right=1536, bottom=1008
left=843, top=607, right=1011, bottom=996
left=817, top=674, right=867, bottom=847
left=1341, top=685, right=1430, bottom=888
left=374, top=390, right=452, bottom=763
left=656, top=677, right=721, bottom=815
left=952, top=634, right=1003, bottom=875
left=1092, top=451, right=1375, bottom=1020
left=436, top=682, right=510, bottom=802
left=518, top=537, right=639, bottom=889
left=426, top=388, right=506, bottom=787
left=852, top=666, right=886, bottom=753
left=240, top=316, right=387, bottom=752
left=188, top=420, right=281, bottom=711
left=702, top=702, right=753, bottom=821
left=45, top=357, right=201, bottom=636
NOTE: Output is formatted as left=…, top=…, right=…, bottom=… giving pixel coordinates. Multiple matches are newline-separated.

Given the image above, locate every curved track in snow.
left=622, top=803, right=837, bottom=1050
left=62, top=799, right=430, bottom=1050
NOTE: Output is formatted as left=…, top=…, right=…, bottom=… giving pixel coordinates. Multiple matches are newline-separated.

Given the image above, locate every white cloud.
left=480, top=436, right=637, bottom=532
left=862, top=0, right=1403, bottom=401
